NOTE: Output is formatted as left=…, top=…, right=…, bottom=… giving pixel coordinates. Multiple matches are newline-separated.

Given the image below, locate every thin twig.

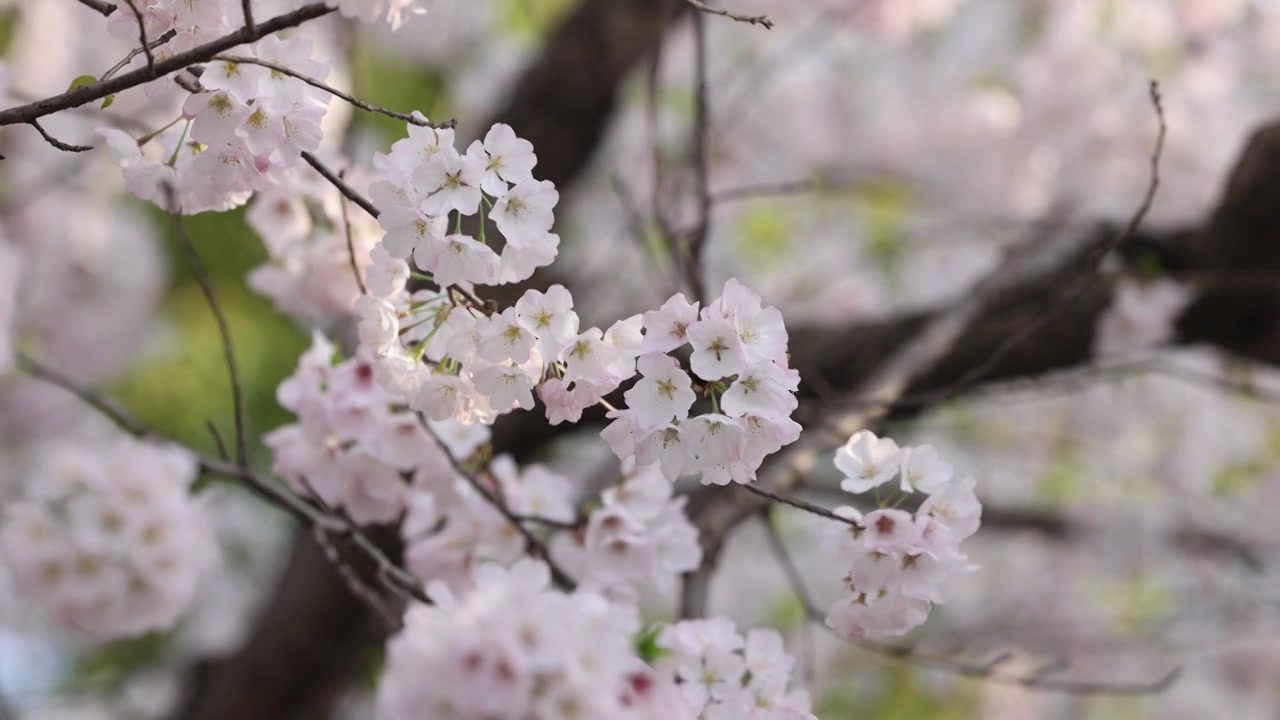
left=312, top=525, right=402, bottom=629
left=739, top=482, right=856, bottom=526
left=710, top=179, right=815, bottom=205
left=17, top=352, right=429, bottom=605
left=0, top=3, right=335, bottom=127
left=26, top=120, right=93, bottom=152
left=215, top=55, right=456, bottom=129
left=337, top=169, right=369, bottom=295
left=240, top=0, right=255, bottom=30
left=682, top=10, right=712, bottom=303
left=120, top=0, right=156, bottom=75
left=301, top=151, right=381, bottom=218
left=206, top=422, right=230, bottom=461
left=165, top=186, right=249, bottom=467
left=102, top=29, right=178, bottom=81
left=73, top=0, right=115, bottom=16
left=419, top=414, right=577, bottom=590
left=16, top=354, right=150, bottom=437
left=759, top=501, right=1181, bottom=695
left=685, top=0, right=773, bottom=29
left=885, top=81, right=1167, bottom=414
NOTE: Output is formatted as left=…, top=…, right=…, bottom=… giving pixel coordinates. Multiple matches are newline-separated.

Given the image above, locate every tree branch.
left=26, top=119, right=93, bottom=152
left=72, top=0, right=115, bottom=16
left=0, top=3, right=334, bottom=127
left=685, top=0, right=773, bottom=29
left=215, top=55, right=456, bottom=130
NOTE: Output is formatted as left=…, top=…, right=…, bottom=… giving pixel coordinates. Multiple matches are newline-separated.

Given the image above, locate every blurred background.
left=4, top=0, right=1280, bottom=717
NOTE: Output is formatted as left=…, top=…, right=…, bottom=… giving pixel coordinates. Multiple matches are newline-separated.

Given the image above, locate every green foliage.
left=498, top=0, right=576, bottom=38
left=854, top=181, right=912, bottom=279
left=1098, top=573, right=1175, bottom=635
left=818, top=664, right=978, bottom=719
left=111, top=205, right=307, bottom=463
left=0, top=11, right=17, bottom=55
left=350, top=41, right=448, bottom=141
left=67, top=74, right=97, bottom=92
left=733, top=204, right=793, bottom=268
left=73, top=631, right=173, bottom=692
left=633, top=623, right=670, bottom=665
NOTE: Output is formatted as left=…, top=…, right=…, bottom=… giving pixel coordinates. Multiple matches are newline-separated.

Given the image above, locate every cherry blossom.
left=0, top=438, right=218, bottom=640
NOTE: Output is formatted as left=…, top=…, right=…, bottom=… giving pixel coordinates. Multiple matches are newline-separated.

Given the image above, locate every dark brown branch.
left=240, top=0, right=255, bottom=30
left=0, top=3, right=334, bottom=127
left=166, top=190, right=249, bottom=467
left=685, top=0, right=773, bottom=29
left=300, top=151, right=381, bottom=219
left=739, top=482, right=856, bottom=526
left=215, top=55, right=456, bottom=130
left=16, top=353, right=149, bottom=437
left=682, top=9, right=712, bottom=302
left=120, top=0, right=156, bottom=75
left=73, top=0, right=115, bottom=16
left=103, top=29, right=178, bottom=81
left=26, top=120, right=93, bottom=152
left=420, top=415, right=577, bottom=590
left=336, top=169, right=370, bottom=296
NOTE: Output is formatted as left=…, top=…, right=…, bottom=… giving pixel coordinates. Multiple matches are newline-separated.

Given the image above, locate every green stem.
left=137, top=116, right=183, bottom=147
left=413, top=319, right=447, bottom=361
left=166, top=119, right=192, bottom=167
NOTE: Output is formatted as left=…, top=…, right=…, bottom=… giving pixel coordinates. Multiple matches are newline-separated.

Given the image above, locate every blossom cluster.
left=101, top=35, right=330, bottom=214
left=247, top=165, right=383, bottom=325
left=377, top=560, right=693, bottom=720
left=265, top=331, right=487, bottom=525
left=401, top=453, right=578, bottom=591
left=655, top=618, right=817, bottom=719
left=0, top=438, right=217, bottom=640
left=602, top=282, right=802, bottom=486
left=551, top=461, right=702, bottom=600
left=371, top=119, right=560, bottom=289
left=825, top=431, right=981, bottom=638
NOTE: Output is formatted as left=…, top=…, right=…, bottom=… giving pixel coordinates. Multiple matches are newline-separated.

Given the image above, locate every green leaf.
left=68, top=74, right=97, bottom=92
left=633, top=624, right=670, bottom=665
left=102, top=95, right=116, bottom=110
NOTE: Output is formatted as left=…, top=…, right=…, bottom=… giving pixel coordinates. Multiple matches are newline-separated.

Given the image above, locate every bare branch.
left=25, top=119, right=93, bottom=153
left=684, top=0, right=773, bottom=29
left=336, top=169, right=370, bottom=296
left=301, top=151, right=381, bottom=219
left=311, top=526, right=400, bottom=629
left=72, top=0, right=115, bottom=16
left=16, top=352, right=428, bottom=605
left=15, top=353, right=149, bottom=437
left=103, top=28, right=178, bottom=81
left=885, top=81, right=1166, bottom=414
left=681, top=9, right=713, bottom=303
left=120, top=0, right=156, bottom=75
left=419, top=415, right=578, bottom=590
left=0, top=3, right=334, bottom=127
left=164, top=187, right=249, bottom=467
left=240, top=0, right=255, bottom=30
left=215, top=55, right=456, bottom=130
